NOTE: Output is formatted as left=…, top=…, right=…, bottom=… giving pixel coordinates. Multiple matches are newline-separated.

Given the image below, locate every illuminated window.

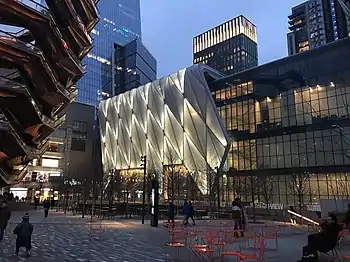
left=91, top=29, right=100, bottom=35
left=42, top=158, right=59, bottom=168
left=87, top=53, right=111, bottom=65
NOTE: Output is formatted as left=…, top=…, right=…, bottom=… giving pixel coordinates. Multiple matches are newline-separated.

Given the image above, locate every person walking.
left=167, top=202, right=175, bottom=226
left=289, top=206, right=297, bottom=225
left=0, top=198, right=11, bottom=241
left=182, top=199, right=189, bottom=225
left=345, top=203, right=350, bottom=231
left=186, top=201, right=195, bottom=225
left=232, top=198, right=244, bottom=237
left=43, top=199, right=50, bottom=218
left=34, top=196, right=39, bottom=210
left=13, top=213, right=33, bottom=257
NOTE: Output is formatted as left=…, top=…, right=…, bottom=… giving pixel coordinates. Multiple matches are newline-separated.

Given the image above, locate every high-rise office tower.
left=193, top=15, right=258, bottom=75
left=287, top=0, right=350, bottom=56
left=101, top=39, right=157, bottom=98
left=77, top=0, right=142, bottom=106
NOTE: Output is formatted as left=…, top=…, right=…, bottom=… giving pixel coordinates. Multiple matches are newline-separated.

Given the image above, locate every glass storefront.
left=221, top=173, right=349, bottom=207
left=209, top=42, right=350, bottom=208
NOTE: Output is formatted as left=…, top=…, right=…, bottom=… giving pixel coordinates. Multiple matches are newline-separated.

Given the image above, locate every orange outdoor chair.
left=190, top=245, right=215, bottom=261
left=221, top=249, right=265, bottom=262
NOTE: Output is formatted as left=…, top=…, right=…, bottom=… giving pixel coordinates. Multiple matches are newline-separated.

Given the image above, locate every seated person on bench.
left=298, top=214, right=342, bottom=261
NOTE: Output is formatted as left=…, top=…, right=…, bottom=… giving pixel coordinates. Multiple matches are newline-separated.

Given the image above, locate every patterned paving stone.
left=0, top=210, right=166, bottom=262
left=3, top=211, right=347, bottom=261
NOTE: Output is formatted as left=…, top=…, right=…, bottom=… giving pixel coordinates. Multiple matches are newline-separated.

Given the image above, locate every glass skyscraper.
left=77, top=0, right=142, bottom=106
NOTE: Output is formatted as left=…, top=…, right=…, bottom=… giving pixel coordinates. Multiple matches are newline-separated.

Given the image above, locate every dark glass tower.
left=101, top=39, right=156, bottom=98
left=193, top=15, right=258, bottom=75
left=287, top=0, right=350, bottom=56
left=76, top=0, right=142, bottom=106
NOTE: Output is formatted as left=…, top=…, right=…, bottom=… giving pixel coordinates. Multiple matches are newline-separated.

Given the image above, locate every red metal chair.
left=165, top=242, right=185, bottom=260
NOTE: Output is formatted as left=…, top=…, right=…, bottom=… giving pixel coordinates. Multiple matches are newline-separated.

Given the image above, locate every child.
left=13, top=213, right=33, bottom=257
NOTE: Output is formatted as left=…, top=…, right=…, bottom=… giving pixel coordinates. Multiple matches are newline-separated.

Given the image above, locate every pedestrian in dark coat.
left=186, top=201, right=195, bottom=225
left=167, top=202, right=175, bottom=224
left=182, top=199, right=189, bottom=225
left=13, top=213, right=33, bottom=257
left=43, top=199, right=50, bottom=218
left=0, top=199, right=11, bottom=241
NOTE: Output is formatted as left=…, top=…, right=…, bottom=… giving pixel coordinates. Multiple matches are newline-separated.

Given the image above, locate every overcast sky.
left=141, top=0, right=304, bottom=77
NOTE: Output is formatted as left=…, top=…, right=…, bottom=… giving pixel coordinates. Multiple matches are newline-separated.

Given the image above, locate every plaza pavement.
left=0, top=209, right=349, bottom=261
left=0, top=210, right=168, bottom=262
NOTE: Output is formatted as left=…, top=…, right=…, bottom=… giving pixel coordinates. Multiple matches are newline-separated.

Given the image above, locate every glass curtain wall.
left=76, top=0, right=142, bottom=105
left=215, top=77, right=350, bottom=207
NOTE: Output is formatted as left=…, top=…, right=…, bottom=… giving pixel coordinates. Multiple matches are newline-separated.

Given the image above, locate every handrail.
left=0, top=168, right=10, bottom=184
left=0, top=75, right=26, bottom=89
left=0, top=118, right=9, bottom=131
left=9, top=124, right=49, bottom=156
left=0, top=29, right=42, bottom=54
left=0, top=76, right=65, bottom=126
left=2, top=1, right=83, bottom=75
left=287, top=210, right=320, bottom=225
left=17, top=0, right=50, bottom=14
left=3, top=70, right=21, bottom=80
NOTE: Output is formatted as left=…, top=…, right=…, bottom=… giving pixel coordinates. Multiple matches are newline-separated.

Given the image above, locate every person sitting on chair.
left=298, top=214, right=342, bottom=261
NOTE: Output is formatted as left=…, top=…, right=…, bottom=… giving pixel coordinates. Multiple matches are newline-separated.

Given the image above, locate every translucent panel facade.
left=77, top=0, right=142, bottom=106
left=99, top=65, right=229, bottom=194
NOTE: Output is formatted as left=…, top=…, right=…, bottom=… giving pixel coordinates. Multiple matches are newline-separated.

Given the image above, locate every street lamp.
left=215, top=166, right=221, bottom=215
left=108, top=169, right=115, bottom=215
left=140, top=155, right=147, bottom=224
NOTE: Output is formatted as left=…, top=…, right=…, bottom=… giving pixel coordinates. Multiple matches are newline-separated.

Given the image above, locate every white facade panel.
left=99, top=64, right=229, bottom=194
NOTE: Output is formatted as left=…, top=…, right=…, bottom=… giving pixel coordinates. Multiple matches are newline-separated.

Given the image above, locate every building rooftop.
left=193, top=15, right=257, bottom=53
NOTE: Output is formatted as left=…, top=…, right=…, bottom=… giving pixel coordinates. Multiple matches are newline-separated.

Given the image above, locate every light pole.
left=215, top=167, right=221, bottom=215
left=108, top=169, right=115, bottom=216
left=140, top=155, right=147, bottom=224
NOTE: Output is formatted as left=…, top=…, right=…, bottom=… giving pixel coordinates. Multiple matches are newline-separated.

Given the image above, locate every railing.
left=4, top=1, right=83, bottom=70
left=0, top=117, right=9, bottom=131
left=0, top=75, right=26, bottom=90
left=16, top=0, right=50, bottom=15
left=0, top=29, right=42, bottom=55
left=42, top=151, right=62, bottom=159
left=9, top=124, right=49, bottom=156
left=0, top=168, right=10, bottom=184
left=0, top=30, right=80, bottom=101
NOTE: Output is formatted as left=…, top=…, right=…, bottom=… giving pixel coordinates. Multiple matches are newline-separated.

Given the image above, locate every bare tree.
left=326, top=174, right=340, bottom=211
left=337, top=174, right=350, bottom=200
left=256, top=175, right=275, bottom=213
left=163, top=150, right=186, bottom=204
left=326, top=173, right=350, bottom=211
left=207, top=167, right=217, bottom=213
left=232, top=176, right=251, bottom=200
left=287, top=173, right=310, bottom=212
left=187, top=171, right=201, bottom=202
left=163, top=163, right=177, bottom=203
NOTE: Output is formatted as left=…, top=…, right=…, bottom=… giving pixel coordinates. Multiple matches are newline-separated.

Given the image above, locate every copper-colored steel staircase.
left=0, top=0, right=99, bottom=186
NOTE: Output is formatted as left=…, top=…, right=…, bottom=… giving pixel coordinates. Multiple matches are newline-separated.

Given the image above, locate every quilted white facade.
left=99, top=64, right=229, bottom=194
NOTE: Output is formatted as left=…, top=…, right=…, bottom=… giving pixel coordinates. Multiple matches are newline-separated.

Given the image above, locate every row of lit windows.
left=87, top=53, right=111, bottom=65
left=193, top=16, right=257, bottom=53
left=214, top=81, right=253, bottom=100
left=193, top=52, right=214, bottom=63
left=216, top=81, right=350, bottom=131
left=228, top=126, right=350, bottom=170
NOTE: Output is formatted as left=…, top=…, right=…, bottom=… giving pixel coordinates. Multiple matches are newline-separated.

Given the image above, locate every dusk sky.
left=141, top=0, right=304, bottom=77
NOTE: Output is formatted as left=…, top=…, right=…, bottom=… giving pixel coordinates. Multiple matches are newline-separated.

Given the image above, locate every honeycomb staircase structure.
left=0, top=0, right=99, bottom=186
